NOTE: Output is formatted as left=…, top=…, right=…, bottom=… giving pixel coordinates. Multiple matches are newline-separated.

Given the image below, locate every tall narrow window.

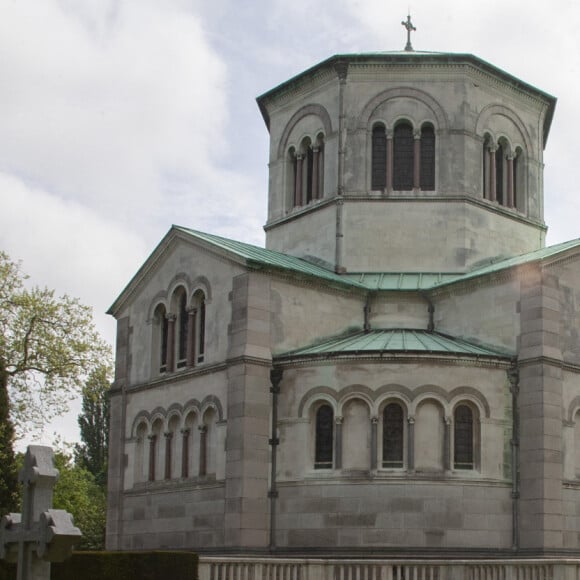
left=420, top=125, right=435, bottom=191
left=383, top=403, right=404, bottom=468
left=372, top=124, right=387, bottom=190
left=393, top=122, right=414, bottom=191
left=454, top=405, right=474, bottom=470
left=192, top=290, right=206, bottom=364
left=154, top=304, right=168, bottom=373
left=495, top=145, right=505, bottom=205
left=315, top=405, right=334, bottom=469
left=177, top=290, right=188, bottom=369
left=305, top=145, right=314, bottom=204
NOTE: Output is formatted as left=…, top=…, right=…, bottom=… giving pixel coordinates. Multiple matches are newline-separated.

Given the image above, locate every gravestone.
left=0, top=445, right=81, bottom=580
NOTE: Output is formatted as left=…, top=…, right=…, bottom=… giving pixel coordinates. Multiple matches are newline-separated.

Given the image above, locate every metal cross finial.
left=401, top=14, right=416, bottom=52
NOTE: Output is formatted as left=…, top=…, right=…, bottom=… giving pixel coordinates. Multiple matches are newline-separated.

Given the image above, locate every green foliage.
left=52, top=450, right=107, bottom=551
left=0, top=384, right=17, bottom=515
left=52, top=551, right=199, bottom=580
left=0, top=251, right=112, bottom=436
left=75, top=364, right=111, bottom=487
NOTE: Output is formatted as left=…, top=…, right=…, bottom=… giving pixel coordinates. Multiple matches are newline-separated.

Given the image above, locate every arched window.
left=514, top=147, right=524, bottom=212
left=165, top=416, right=179, bottom=480
left=289, top=135, right=325, bottom=207
left=495, top=143, right=505, bottom=205
left=149, top=419, right=163, bottom=482
left=454, top=404, right=474, bottom=470
left=383, top=403, right=404, bottom=468
left=191, top=290, right=206, bottom=364
left=372, top=124, right=387, bottom=190
left=175, top=288, right=188, bottom=369
left=393, top=122, right=414, bottom=191
left=315, top=404, right=334, bottom=469
left=134, top=422, right=148, bottom=484
left=420, top=124, right=435, bottom=191
left=153, top=304, right=168, bottom=373
left=182, top=412, right=197, bottom=478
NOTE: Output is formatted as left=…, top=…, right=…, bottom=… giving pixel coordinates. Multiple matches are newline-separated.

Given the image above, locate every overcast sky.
left=1, top=0, right=579, bottom=446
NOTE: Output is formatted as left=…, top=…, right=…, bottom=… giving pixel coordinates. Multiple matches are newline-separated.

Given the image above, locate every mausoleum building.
left=106, top=43, right=580, bottom=558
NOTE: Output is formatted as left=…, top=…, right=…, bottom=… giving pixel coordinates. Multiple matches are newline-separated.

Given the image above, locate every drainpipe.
left=420, top=291, right=435, bottom=332
left=508, top=363, right=520, bottom=551
left=334, top=61, right=348, bottom=274
left=268, top=367, right=283, bottom=551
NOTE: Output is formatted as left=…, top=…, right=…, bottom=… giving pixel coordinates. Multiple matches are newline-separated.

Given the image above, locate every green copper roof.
left=342, top=272, right=460, bottom=291
left=174, top=226, right=367, bottom=290
left=430, top=237, right=580, bottom=289
left=276, top=329, right=513, bottom=360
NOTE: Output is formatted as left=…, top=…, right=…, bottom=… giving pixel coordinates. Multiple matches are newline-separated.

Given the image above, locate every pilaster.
left=517, top=268, right=564, bottom=552
left=225, top=273, right=272, bottom=549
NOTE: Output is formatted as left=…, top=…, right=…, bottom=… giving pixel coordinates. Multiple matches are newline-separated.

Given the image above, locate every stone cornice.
left=126, top=478, right=224, bottom=497
left=273, top=351, right=512, bottom=369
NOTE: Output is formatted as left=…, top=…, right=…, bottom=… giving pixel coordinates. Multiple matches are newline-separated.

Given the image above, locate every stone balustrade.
left=199, top=557, right=580, bottom=580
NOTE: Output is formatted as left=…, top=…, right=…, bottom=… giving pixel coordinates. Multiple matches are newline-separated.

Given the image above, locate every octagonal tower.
left=258, top=52, right=556, bottom=273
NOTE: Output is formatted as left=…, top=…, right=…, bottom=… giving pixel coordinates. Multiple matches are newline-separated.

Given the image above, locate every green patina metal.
left=275, top=329, right=513, bottom=360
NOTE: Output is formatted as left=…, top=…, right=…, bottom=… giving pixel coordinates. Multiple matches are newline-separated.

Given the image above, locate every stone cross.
left=0, top=445, right=81, bottom=580
left=401, top=14, right=416, bottom=52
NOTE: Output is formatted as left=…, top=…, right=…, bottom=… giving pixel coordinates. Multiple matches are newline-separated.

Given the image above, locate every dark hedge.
left=0, top=551, right=198, bottom=580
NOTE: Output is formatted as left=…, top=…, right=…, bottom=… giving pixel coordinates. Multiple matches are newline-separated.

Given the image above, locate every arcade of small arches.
left=304, top=393, right=487, bottom=475
left=150, top=281, right=208, bottom=376
left=371, top=121, right=436, bottom=192
left=482, top=134, right=524, bottom=210
left=131, top=397, right=224, bottom=485
left=287, top=133, right=325, bottom=208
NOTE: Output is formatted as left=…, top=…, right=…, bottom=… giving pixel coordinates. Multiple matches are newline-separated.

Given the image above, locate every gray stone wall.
left=275, top=481, right=512, bottom=550
left=119, top=484, right=225, bottom=550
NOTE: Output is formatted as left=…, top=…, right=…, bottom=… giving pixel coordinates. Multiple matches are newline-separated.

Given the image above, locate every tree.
left=0, top=386, right=17, bottom=515
left=75, top=364, right=111, bottom=487
left=0, top=251, right=111, bottom=435
left=52, top=449, right=107, bottom=551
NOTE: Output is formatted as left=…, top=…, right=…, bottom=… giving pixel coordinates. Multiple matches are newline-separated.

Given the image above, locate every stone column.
left=370, top=417, right=378, bottom=470
left=148, top=435, right=156, bottom=482
left=198, top=425, right=207, bottom=477
left=413, top=132, right=421, bottom=190
left=186, top=308, right=197, bottom=367
left=386, top=134, right=394, bottom=193
left=295, top=154, right=304, bottom=206
left=164, top=432, right=173, bottom=480
left=312, top=147, right=320, bottom=199
left=518, top=267, right=563, bottom=551
left=334, top=416, right=343, bottom=469
left=166, top=314, right=176, bottom=372
left=181, top=428, right=190, bottom=478
left=489, top=147, right=497, bottom=202
left=507, top=155, right=515, bottom=208
left=407, top=416, right=415, bottom=471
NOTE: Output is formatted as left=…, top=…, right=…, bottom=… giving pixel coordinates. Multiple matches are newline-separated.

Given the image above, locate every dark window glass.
left=383, top=403, right=404, bottom=468
left=454, top=405, right=474, bottom=470
left=420, top=126, right=435, bottom=190
left=306, top=146, right=314, bottom=203
left=160, top=310, right=168, bottom=372
left=315, top=405, right=333, bottom=469
left=177, top=293, right=188, bottom=368
left=513, top=154, right=519, bottom=209
left=372, top=125, right=387, bottom=190
left=496, top=146, right=504, bottom=205
left=198, top=297, right=205, bottom=362
left=393, top=123, right=414, bottom=191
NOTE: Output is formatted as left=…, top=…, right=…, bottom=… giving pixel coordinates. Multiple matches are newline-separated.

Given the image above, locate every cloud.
left=0, top=171, right=147, bottom=342
left=0, top=0, right=230, bottom=229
